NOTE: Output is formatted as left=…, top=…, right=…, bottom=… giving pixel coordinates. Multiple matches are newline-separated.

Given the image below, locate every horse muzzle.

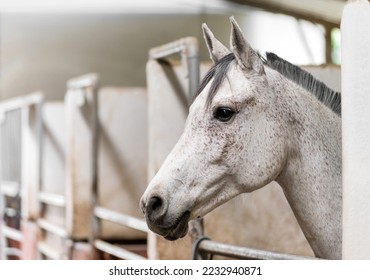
left=140, top=195, right=191, bottom=240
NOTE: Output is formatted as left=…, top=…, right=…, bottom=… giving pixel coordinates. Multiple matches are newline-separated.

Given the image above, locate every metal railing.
left=0, top=93, right=43, bottom=259
left=193, top=238, right=319, bottom=260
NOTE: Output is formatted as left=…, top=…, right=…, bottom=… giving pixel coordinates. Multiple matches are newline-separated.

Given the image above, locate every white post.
left=342, top=0, right=370, bottom=259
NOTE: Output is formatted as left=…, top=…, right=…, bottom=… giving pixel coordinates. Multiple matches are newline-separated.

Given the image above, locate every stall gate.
left=0, top=93, right=43, bottom=259
left=88, top=85, right=149, bottom=260
left=35, top=75, right=101, bottom=259
left=63, top=74, right=149, bottom=260
left=146, top=37, right=340, bottom=260
left=21, top=73, right=149, bottom=260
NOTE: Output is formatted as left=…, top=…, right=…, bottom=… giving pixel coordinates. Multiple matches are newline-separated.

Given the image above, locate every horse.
left=140, top=17, right=342, bottom=259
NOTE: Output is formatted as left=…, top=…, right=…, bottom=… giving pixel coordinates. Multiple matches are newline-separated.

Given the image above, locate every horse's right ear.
left=229, top=17, right=264, bottom=75
left=202, top=23, right=230, bottom=64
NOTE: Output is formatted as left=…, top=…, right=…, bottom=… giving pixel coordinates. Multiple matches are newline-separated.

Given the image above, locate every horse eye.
left=213, top=107, right=235, bottom=122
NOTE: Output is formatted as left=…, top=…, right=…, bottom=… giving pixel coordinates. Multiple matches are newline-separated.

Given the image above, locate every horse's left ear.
left=230, top=17, right=264, bottom=75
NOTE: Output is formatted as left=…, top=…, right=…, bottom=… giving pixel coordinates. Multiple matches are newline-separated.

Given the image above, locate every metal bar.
left=34, top=93, right=44, bottom=219
left=0, top=92, right=42, bottom=112
left=4, top=247, right=22, bottom=258
left=65, top=73, right=101, bottom=259
left=38, top=218, right=68, bottom=238
left=87, top=74, right=102, bottom=260
left=67, top=73, right=99, bottom=90
left=2, top=225, right=23, bottom=242
left=325, top=25, right=333, bottom=64
left=149, top=37, right=197, bottom=60
left=94, top=239, right=146, bottom=260
left=38, top=241, right=64, bottom=260
left=198, top=240, right=319, bottom=260
left=39, top=191, right=66, bottom=207
left=149, top=37, right=200, bottom=103
left=94, top=206, right=148, bottom=233
left=4, top=207, right=17, bottom=217
left=0, top=182, right=20, bottom=197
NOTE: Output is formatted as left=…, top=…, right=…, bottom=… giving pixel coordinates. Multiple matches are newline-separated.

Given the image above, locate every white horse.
left=141, top=18, right=342, bottom=259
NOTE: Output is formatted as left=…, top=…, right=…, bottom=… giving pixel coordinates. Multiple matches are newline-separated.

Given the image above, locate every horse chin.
left=164, top=224, right=189, bottom=241
left=163, top=211, right=190, bottom=241
left=145, top=210, right=191, bottom=241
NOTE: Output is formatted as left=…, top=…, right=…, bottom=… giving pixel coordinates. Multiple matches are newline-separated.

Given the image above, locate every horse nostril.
left=148, top=196, right=163, bottom=212
left=146, top=196, right=165, bottom=221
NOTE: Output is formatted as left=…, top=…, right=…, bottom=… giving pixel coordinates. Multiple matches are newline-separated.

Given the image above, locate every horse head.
left=140, top=18, right=289, bottom=241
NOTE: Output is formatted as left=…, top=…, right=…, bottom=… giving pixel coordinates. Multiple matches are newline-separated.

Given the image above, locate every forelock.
left=193, top=53, right=235, bottom=107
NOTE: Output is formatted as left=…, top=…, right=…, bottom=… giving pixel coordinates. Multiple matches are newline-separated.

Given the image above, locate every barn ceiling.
left=225, top=0, right=346, bottom=27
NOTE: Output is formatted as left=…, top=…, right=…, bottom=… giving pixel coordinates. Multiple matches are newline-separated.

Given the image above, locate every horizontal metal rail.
left=94, top=239, right=146, bottom=260
left=0, top=92, right=43, bottom=112
left=38, top=219, right=68, bottom=238
left=149, top=37, right=198, bottom=60
left=0, top=182, right=20, bottom=197
left=4, top=207, right=17, bottom=218
left=4, top=247, right=22, bottom=258
left=198, top=239, right=319, bottom=260
left=2, top=225, right=23, bottom=242
left=67, top=73, right=98, bottom=90
left=38, top=241, right=64, bottom=260
left=38, top=192, right=66, bottom=207
left=94, top=206, right=148, bottom=233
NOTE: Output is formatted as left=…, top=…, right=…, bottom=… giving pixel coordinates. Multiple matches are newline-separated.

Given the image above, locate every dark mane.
left=262, top=52, right=341, bottom=116
left=194, top=51, right=341, bottom=116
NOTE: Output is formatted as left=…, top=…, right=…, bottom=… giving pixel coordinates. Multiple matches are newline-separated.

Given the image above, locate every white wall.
left=0, top=12, right=247, bottom=100
left=342, top=0, right=370, bottom=260
left=0, top=5, right=326, bottom=101
left=242, top=10, right=325, bottom=65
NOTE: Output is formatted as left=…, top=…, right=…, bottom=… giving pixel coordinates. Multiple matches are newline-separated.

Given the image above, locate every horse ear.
left=202, top=23, right=230, bottom=63
left=229, top=17, right=264, bottom=75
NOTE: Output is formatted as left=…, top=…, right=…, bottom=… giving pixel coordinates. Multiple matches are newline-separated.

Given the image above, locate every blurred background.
left=0, top=0, right=345, bottom=260
left=0, top=0, right=343, bottom=101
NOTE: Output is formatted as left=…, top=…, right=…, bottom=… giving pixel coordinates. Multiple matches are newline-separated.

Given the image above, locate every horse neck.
left=269, top=71, right=342, bottom=259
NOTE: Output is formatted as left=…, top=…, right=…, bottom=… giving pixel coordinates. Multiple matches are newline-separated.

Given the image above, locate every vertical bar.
left=187, top=49, right=200, bottom=101
left=0, top=112, right=4, bottom=259
left=88, top=77, right=101, bottom=260
left=341, top=0, right=370, bottom=259
left=65, top=74, right=99, bottom=259
left=21, top=93, right=43, bottom=221
left=325, top=25, right=333, bottom=64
